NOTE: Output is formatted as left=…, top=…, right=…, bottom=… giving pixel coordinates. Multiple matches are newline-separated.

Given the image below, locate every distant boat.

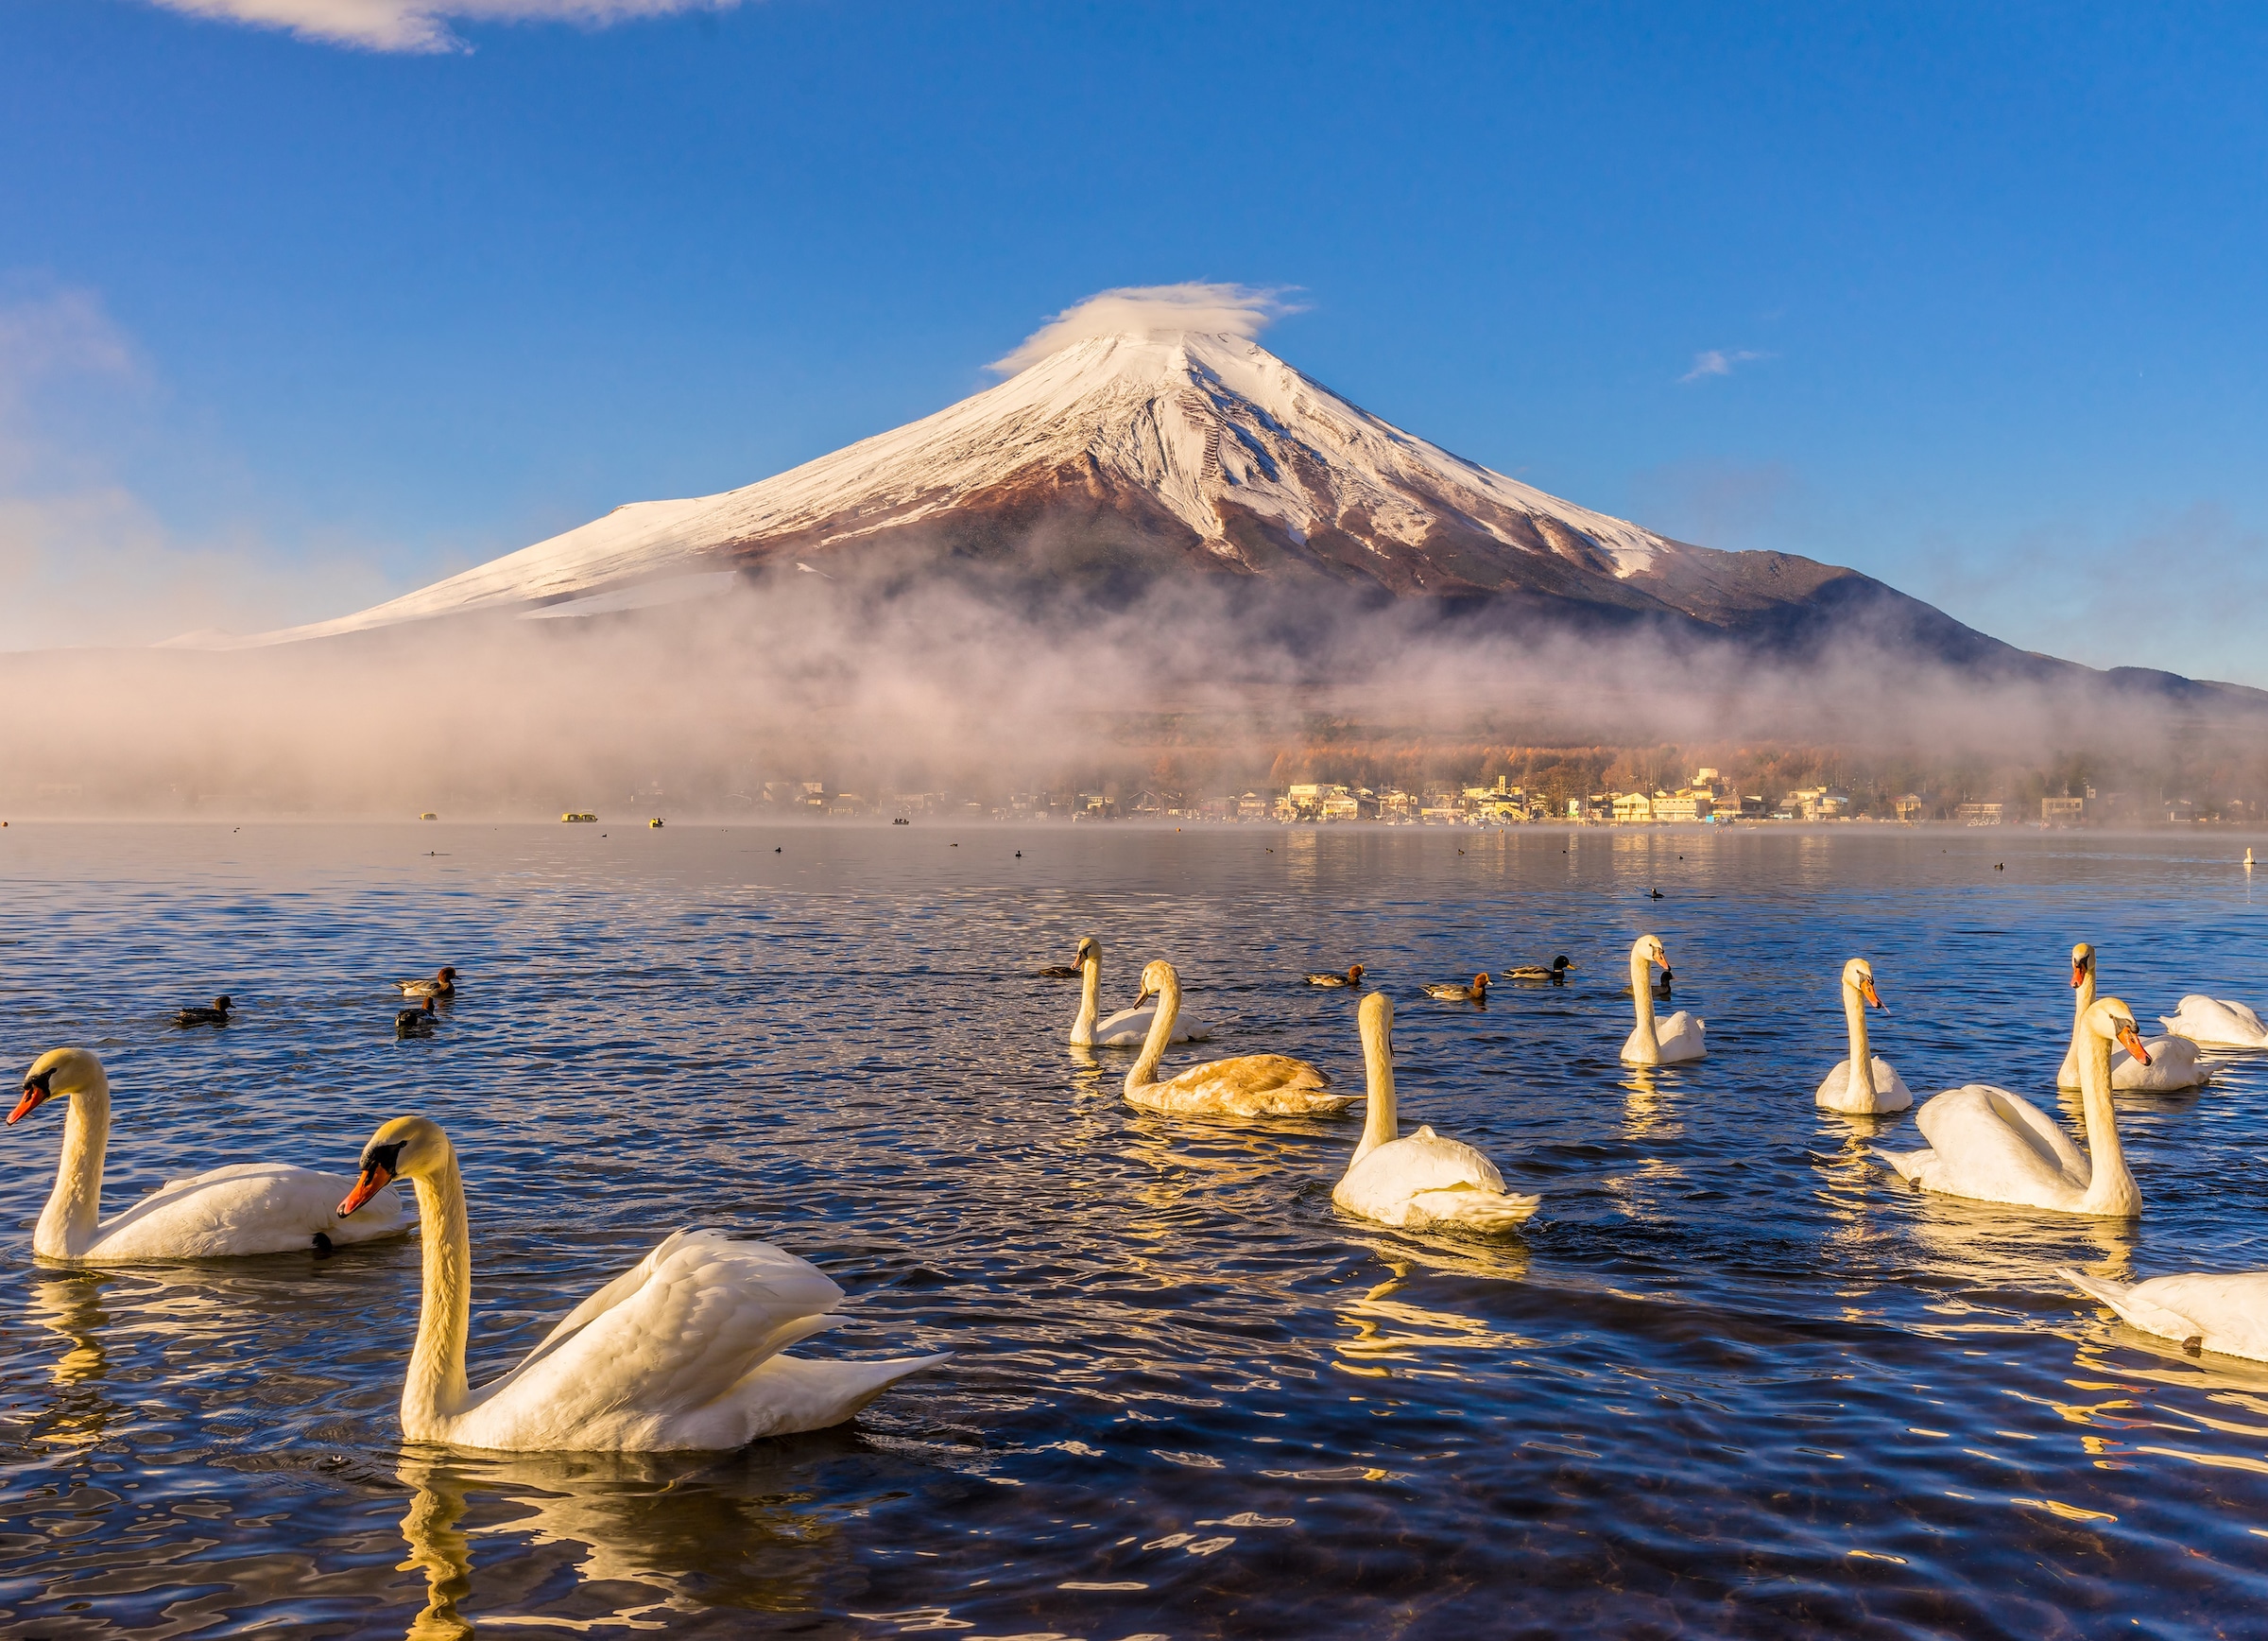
left=562, top=812, right=598, bottom=823
left=419, top=812, right=438, bottom=820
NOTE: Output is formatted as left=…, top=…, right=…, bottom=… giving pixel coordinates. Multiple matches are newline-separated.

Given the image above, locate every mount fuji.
left=220, top=325, right=2220, bottom=699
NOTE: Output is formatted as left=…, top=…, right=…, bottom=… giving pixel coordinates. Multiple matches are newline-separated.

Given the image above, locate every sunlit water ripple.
left=2, top=822, right=2265, bottom=1638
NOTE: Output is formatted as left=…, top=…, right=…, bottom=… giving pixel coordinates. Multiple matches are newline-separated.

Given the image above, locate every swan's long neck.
left=1351, top=1016, right=1398, bottom=1167
left=1630, top=948, right=1659, bottom=1060
left=1071, top=952, right=1100, bottom=1047
left=1125, top=973, right=1179, bottom=1097
left=2076, top=1028, right=2138, bottom=1215
left=403, top=1150, right=473, bottom=1439
left=2069, top=962, right=2096, bottom=1065
left=1843, top=981, right=1876, bottom=1100
left=36, top=1080, right=111, bottom=1260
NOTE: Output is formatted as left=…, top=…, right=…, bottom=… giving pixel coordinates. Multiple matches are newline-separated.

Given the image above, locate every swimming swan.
left=2157, top=993, right=2268, bottom=1049
left=9, top=1047, right=406, bottom=1261
left=1877, top=998, right=2148, bottom=1217
left=1332, top=993, right=1539, bottom=1232
left=2061, top=1266, right=2268, bottom=1363
left=1070, top=938, right=1209, bottom=1047
left=1123, top=960, right=1350, bottom=1118
left=2058, top=944, right=2206, bottom=1091
left=1621, top=935, right=1705, bottom=1064
left=1814, top=959, right=1912, bottom=1114
left=336, top=1115, right=945, bottom=1451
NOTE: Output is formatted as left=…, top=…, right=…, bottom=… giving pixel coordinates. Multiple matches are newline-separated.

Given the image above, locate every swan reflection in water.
left=1332, top=1245, right=1535, bottom=1380
left=393, top=1445, right=850, bottom=1639
left=23, top=1270, right=127, bottom=1450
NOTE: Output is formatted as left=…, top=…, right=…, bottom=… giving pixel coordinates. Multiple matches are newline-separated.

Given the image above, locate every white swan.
left=337, top=1115, right=944, bottom=1451
left=1620, top=935, right=1705, bottom=1064
left=2057, top=943, right=2207, bottom=1091
left=1123, top=960, right=1352, bottom=1118
left=9, top=1047, right=407, bottom=1261
left=1814, top=958, right=1912, bottom=1114
left=1070, top=937, right=1209, bottom=1047
left=1877, top=998, right=2147, bottom=1217
left=2158, top=993, right=2268, bottom=1049
left=2062, top=1267, right=2268, bottom=1363
left=1332, top=993, right=1538, bottom=1232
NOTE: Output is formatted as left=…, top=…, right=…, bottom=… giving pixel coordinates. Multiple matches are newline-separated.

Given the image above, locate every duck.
left=1503, top=956, right=1574, bottom=983
left=2061, top=1266, right=2268, bottom=1363
left=2157, top=992, right=2268, bottom=1049
left=1814, top=959, right=1912, bottom=1114
left=175, top=995, right=233, bottom=1028
left=396, top=966, right=458, bottom=999
left=1033, top=955, right=1084, bottom=978
left=1070, top=938, right=1208, bottom=1047
left=1304, top=963, right=1366, bottom=988
left=1122, top=960, right=1350, bottom=1118
left=1620, top=935, right=1705, bottom=1064
left=1421, top=974, right=1489, bottom=1003
left=335, top=1116, right=944, bottom=1450
left=1876, top=998, right=2146, bottom=1217
left=396, top=998, right=438, bottom=1039
left=9, top=1047, right=407, bottom=1261
left=1332, top=993, right=1539, bottom=1232
left=2058, top=944, right=2207, bottom=1091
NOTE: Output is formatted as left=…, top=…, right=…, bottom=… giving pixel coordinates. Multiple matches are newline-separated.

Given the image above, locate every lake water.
left=3, top=821, right=2266, bottom=1639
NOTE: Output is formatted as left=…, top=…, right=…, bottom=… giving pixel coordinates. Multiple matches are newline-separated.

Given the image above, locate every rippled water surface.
left=4, top=821, right=2268, bottom=1638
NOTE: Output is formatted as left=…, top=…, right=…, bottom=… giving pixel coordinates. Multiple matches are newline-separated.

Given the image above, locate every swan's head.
left=1075, top=937, right=1099, bottom=967
left=1134, top=959, right=1178, bottom=1005
left=2070, top=943, right=2095, bottom=989
left=1359, top=989, right=1393, bottom=1053
left=1633, top=934, right=1668, bottom=970
left=1843, top=958, right=1884, bottom=1009
left=339, top=1114, right=449, bottom=1217
left=2080, top=997, right=2150, bottom=1065
left=10, top=1047, right=106, bottom=1125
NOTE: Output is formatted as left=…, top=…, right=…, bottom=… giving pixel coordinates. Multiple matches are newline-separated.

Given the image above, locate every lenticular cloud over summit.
left=988, top=283, right=1300, bottom=374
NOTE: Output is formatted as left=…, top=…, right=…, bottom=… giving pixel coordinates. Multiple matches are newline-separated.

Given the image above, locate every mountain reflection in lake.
left=1, top=821, right=2264, bottom=1636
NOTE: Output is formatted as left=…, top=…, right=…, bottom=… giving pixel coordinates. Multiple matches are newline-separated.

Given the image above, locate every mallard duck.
left=1504, top=956, right=1574, bottom=983
left=1422, top=974, right=1489, bottom=1003
left=395, top=966, right=457, bottom=999
left=1619, top=967, right=1674, bottom=998
left=1304, top=963, right=1365, bottom=988
left=175, top=995, right=233, bottom=1027
left=396, top=998, right=438, bottom=1039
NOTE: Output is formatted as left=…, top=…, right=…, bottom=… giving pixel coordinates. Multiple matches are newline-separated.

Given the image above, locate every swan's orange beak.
left=338, top=1164, right=392, bottom=1218
left=2070, top=961, right=2087, bottom=989
left=2116, top=1024, right=2152, bottom=1065
left=1859, top=976, right=1885, bottom=1010
left=9, top=1074, right=54, bottom=1125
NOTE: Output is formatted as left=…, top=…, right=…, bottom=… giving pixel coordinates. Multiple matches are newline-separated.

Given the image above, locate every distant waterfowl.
left=1877, top=998, right=2146, bottom=1217
left=1814, top=959, right=1911, bottom=1114
left=9, top=1047, right=406, bottom=1261
left=1422, top=974, right=1489, bottom=1003
left=1305, top=963, right=1365, bottom=988
left=175, top=995, right=233, bottom=1027
left=1033, top=954, right=1084, bottom=978
left=1123, top=960, right=1349, bottom=1117
left=2058, top=944, right=2206, bottom=1091
left=1071, top=938, right=1209, bottom=1047
left=1648, top=889, right=1664, bottom=900
left=337, top=1115, right=943, bottom=1450
left=395, top=966, right=457, bottom=999
left=396, top=998, right=438, bottom=1039
left=1332, top=993, right=1538, bottom=1232
left=1621, top=936, right=1705, bottom=1064
left=1618, top=967, right=1675, bottom=998
left=2158, top=993, right=2268, bottom=1049
left=1504, top=956, right=1574, bottom=983
left=2062, top=1267, right=2268, bottom=1362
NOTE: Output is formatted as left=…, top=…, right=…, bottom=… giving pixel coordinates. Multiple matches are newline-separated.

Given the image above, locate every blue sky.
left=3, top=1, right=2265, bottom=679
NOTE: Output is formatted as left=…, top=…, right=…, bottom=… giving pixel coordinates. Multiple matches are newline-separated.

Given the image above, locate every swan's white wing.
left=84, top=1164, right=405, bottom=1261
left=454, top=1230, right=863, bottom=1449
left=2161, top=995, right=2268, bottom=1046
left=1906, top=1085, right=2088, bottom=1206
left=1092, top=1004, right=1207, bottom=1045
left=1335, top=1130, right=1537, bottom=1228
left=1816, top=1057, right=1911, bottom=1113
left=1657, top=1011, right=1707, bottom=1061
left=2065, top=1269, right=2268, bottom=1363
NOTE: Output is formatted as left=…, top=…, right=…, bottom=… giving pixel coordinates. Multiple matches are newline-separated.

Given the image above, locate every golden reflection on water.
left=1332, top=1245, right=1535, bottom=1379
left=25, top=1270, right=123, bottom=1450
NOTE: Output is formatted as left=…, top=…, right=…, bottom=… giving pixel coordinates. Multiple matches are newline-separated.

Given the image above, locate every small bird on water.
left=395, top=966, right=457, bottom=998
left=176, top=995, right=232, bottom=1027
left=1423, top=974, right=1490, bottom=1003
left=1504, top=956, right=1575, bottom=983
left=1304, top=963, right=1365, bottom=988
left=396, top=997, right=438, bottom=1039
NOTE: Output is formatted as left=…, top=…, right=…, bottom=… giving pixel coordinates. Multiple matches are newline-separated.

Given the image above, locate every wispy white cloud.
left=139, top=0, right=738, bottom=54
left=990, top=283, right=1303, bottom=375
left=1679, top=348, right=1770, bottom=384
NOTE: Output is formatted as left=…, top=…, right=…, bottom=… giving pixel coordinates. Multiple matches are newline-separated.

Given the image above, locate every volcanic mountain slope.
left=232, top=330, right=2149, bottom=687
